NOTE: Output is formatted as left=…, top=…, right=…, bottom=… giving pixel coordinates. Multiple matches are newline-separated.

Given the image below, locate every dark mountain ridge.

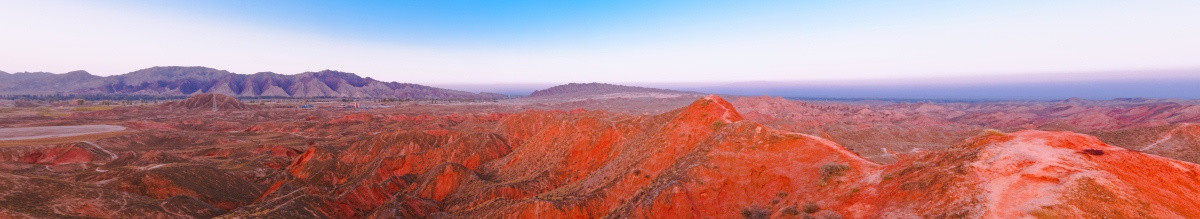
left=528, top=82, right=698, bottom=98
left=0, top=66, right=503, bottom=100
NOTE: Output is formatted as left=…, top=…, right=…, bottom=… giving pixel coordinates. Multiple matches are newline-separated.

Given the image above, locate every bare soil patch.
left=0, top=125, right=127, bottom=141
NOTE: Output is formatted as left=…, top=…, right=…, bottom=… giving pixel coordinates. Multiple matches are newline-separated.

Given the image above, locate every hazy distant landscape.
left=2, top=1, right=1199, bottom=218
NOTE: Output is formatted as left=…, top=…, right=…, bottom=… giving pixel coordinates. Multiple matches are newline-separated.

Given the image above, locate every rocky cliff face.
left=0, top=66, right=504, bottom=100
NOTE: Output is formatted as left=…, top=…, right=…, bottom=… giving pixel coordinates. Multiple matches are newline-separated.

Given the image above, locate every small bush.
left=72, top=106, right=114, bottom=111
left=14, top=100, right=38, bottom=108
left=820, top=163, right=851, bottom=182
left=712, top=120, right=725, bottom=129
left=783, top=206, right=800, bottom=215
left=802, top=201, right=820, bottom=214
left=741, top=207, right=769, bottom=219
left=982, top=129, right=1005, bottom=136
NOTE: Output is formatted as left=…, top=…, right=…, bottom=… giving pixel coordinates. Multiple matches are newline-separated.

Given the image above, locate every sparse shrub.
left=783, top=206, right=800, bottom=215
left=820, top=163, right=850, bottom=183
left=72, top=106, right=114, bottom=111
left=982, top=129, right=1005, bottom=136
left=802, top=201, right=819, bottom=214
left=712, top=120, right=725, bottom=129
left=741, top=207, right=770, bottom=219
left=816, top=211, right=844, bottom=219
left=13, top=100, right=37, bottom=108
left=36, top=110, right=65, bottom=118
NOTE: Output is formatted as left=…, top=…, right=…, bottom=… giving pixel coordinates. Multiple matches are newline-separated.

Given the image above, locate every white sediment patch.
left=0, top=125, right=126, bottom=141
left=972, top=134, right=1110, bottom=218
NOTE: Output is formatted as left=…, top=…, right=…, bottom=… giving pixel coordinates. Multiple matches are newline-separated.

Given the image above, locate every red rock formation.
left=223, top=95, right=884, bottom=217
left=5, top=94, right=1200, bottom=217
left=846, top=130, right=1200, bottom=218
left=0, top=143, right=109, bottom=165
left=161, top=93, right=250, bottom=111
left=731, top=96, right=1200, bottom=164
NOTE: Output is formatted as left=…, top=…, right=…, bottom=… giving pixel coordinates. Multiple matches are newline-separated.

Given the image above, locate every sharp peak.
left=678, top=94, right=744, bottom=123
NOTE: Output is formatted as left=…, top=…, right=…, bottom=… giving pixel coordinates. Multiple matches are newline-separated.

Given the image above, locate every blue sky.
left=118, top=0, right=794, bottom=48
left=1, top=0, right=1199, bottom=86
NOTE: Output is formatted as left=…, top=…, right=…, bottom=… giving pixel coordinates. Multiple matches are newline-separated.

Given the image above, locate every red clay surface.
left=0, top=93, right=1197, bottom=217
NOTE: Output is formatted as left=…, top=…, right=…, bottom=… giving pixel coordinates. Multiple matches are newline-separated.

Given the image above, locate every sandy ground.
left=0, top=125, right=127, bottom=140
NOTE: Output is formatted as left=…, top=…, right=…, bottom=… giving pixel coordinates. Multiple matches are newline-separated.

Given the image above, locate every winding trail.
left=81, top=141, right=119, bottom=160
left=1140, top=125, right=1183, bottom=151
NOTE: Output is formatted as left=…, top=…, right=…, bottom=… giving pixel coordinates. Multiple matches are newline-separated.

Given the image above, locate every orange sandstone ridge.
left=216, top=95, right=1199, bottom=218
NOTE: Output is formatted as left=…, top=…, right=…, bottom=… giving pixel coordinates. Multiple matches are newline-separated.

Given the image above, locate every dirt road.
left=0, top=125, right=127, bottom=141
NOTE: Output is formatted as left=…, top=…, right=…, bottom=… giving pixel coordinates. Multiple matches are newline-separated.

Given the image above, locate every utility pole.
left=211, top=93, right=217, bottom=112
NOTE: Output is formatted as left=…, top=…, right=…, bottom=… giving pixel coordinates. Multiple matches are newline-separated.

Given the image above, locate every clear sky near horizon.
left=1, top=0, right=1199, bottom=85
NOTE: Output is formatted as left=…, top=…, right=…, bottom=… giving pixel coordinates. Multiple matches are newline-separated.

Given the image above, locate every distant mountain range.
left=529, top=82, right=698, bottom=98
left=0, top=66, right=504, bottom=100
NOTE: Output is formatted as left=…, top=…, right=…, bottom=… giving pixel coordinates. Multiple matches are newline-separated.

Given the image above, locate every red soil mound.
left=161, top=93, right=250, bottom=111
